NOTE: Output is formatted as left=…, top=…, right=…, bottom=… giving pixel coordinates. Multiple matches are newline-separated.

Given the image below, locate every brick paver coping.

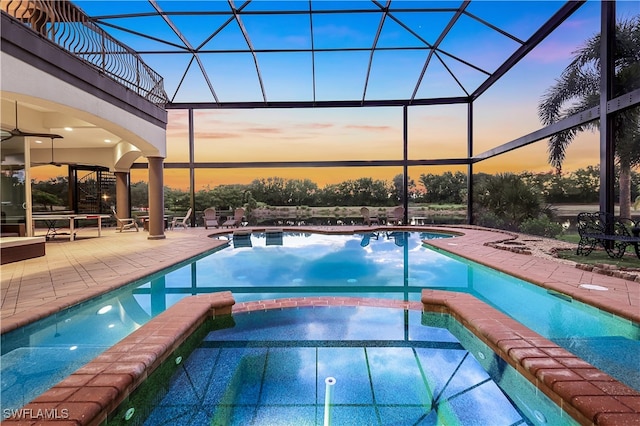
left=3, top=292, right=639, bottom=425
left=421, top=289, right=640, bottom=426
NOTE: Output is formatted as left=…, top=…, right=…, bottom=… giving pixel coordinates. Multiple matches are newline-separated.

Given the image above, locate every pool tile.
left=261, top=347, right=317, bottom=405
left=180, top=349, right=218, bottom=396
left=329, top=406, right=378, bottom=425
left=367, top=347, right=429, bottom=406
left=447, top=381, right=525, bottom=425
left=203, top=348, right=266, bottom=406
left=253, top=405, right=316, bottom=426
left=159, top=370, right=202, bottom=405
left=317, top=348, right=372, bottom=405
left=142, top=405, right=196, bottom=425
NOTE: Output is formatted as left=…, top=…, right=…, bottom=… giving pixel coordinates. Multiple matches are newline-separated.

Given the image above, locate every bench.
left=576, top=212, right=640, bottom=259
left=0, top=236, right=46, bottom=264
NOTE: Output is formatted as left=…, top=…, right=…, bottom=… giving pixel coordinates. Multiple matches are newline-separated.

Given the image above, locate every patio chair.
left=386, top=231, right=406, bottom=247
left=387, top=206, right=405, bottom=225
left=111, top=207, right=139, bottom=232
left=360, top=207, right=380, bottom=226
left=360, top=232, right=379, bottom=247
left=203, top=208, right=220, bottom=229
left=171, top=208, right=192, bottom=230
left=222, top=208, right=245, bottom=228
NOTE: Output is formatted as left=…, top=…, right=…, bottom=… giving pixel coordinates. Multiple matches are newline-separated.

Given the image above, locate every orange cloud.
left=296, top=122, right=334, bottom=130
left=245, top=127, right=283, bottom=134
left=344, top=124, right=393, bottom=131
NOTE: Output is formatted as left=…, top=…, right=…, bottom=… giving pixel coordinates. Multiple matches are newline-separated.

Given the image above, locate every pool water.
left=2, top=232, right=639, bottom=414
left=115, top=307, right=577, bottom=426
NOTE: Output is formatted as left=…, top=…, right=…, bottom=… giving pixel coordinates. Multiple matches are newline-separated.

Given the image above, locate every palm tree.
left=538, top=16, right=640, bottom=218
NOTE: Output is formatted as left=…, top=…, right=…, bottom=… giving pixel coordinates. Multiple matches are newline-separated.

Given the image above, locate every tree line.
left=32, top=166, right=639, bottom=213
left=151, top=166, right=639, bottom=211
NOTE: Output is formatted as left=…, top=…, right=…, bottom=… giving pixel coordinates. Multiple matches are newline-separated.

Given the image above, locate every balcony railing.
left=2, top=0, right=168, bottom=105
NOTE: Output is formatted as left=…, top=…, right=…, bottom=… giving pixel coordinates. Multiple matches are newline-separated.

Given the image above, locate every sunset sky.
left=33, top=1, right=639, bottom=189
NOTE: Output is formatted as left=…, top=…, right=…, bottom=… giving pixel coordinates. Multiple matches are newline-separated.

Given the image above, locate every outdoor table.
left=32, top=214, right=111, bottom=241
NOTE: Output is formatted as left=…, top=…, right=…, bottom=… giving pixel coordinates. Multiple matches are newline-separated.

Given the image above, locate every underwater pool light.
left=97, top=305, right=113, bottom=315
left=124, top=407, right=135, bottom=421
left=533, top=409, right=547, bottom=423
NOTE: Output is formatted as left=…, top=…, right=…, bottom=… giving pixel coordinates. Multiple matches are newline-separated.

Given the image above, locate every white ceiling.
left=1, top=97, right=122, bottom=151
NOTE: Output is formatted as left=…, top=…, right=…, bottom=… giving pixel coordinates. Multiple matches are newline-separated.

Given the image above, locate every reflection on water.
left=2, top=232, right=639, bottom=414
left=132, top=308, right=576, bottom=426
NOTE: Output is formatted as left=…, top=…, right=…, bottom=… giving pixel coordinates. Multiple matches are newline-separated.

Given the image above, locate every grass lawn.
left=554, top=233, right=640, bottom=268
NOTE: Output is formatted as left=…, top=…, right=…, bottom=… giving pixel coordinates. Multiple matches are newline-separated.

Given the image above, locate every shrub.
left=476, top=211, right=507, bottom=229
left=519, top=216, right=564, bottom=238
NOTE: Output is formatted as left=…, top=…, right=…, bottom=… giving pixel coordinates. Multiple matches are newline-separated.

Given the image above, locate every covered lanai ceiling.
left=74, top=0, right=584, bottom=107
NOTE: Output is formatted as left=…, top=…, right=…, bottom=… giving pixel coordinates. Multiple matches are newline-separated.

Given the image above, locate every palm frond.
left=538, top=15, right=640, bottom=171
left=547, top=129, right=577, bottom=171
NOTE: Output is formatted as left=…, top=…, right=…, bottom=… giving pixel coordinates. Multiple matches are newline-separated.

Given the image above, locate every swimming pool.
left=110, top=306, right=578, bottom=426
left=1, top=231, right=639, bottom=414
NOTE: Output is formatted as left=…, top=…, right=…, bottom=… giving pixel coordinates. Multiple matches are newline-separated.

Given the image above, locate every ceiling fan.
left=1, top=101, right=63, bottom=142
left=32, top=137, right=67, bottom=167
left=31, top=137, right=94, bottom=168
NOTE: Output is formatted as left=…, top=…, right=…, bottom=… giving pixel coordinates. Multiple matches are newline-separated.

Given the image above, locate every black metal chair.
left=576, top=212, right=640, bottom=258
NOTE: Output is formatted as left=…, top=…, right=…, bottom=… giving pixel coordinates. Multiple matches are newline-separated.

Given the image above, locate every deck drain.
left=579, top=284, right=609, bottom=291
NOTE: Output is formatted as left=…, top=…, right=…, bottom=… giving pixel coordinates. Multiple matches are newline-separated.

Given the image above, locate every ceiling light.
left=35, top=140, right=43, bottom=144
left=64, top=127, right=73, bottom=131
left=104, top=139, right=111, bottom=143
